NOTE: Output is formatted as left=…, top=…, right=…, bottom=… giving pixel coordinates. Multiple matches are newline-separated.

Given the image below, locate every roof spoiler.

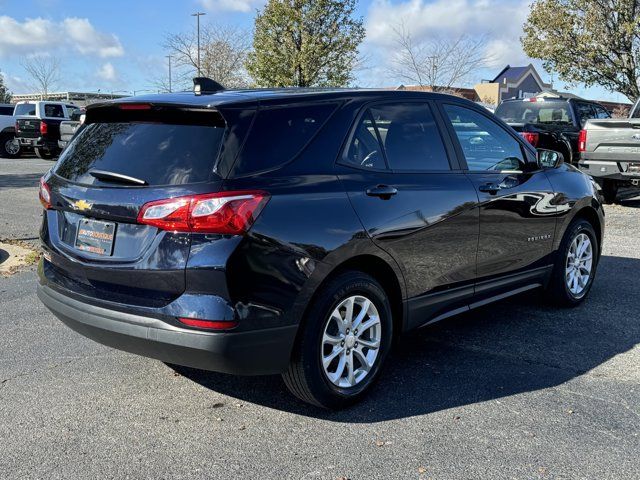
left=193, top=77, right=225, bottom=95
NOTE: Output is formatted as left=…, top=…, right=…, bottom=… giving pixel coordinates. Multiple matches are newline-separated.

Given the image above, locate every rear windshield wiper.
left=89, top=169, right=148, bottom=186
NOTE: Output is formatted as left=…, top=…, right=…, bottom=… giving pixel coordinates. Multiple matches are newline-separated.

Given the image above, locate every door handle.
left=366, top=184, right=398, bottom=199
left=478, top=182, right=501, bottom=194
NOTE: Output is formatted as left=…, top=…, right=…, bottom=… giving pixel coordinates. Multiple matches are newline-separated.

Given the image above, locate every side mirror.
left=538, top=149, right=564, bottom=168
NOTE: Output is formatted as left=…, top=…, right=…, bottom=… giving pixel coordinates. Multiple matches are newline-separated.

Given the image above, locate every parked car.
left=14, top=101, right=82, bottom=159
left=58, top=108, right=85, bottom=150
left=37, top=82, right=604, bottom=408
left=494, top=96, right=610, bottom=165
left=0, top=103, right=21, bottom=158
left=578, top=98, right=640, bottom=203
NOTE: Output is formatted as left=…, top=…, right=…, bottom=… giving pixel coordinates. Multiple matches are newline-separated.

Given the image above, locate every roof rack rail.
left=193, top=77, right=225, bottom=95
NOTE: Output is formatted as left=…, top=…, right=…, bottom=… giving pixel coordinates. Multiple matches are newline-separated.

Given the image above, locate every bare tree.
left=392, top=22, right=489, bottom=91
left=160, top=24, right=251, bottom=89
left=20, top=56, right=61, bottom=99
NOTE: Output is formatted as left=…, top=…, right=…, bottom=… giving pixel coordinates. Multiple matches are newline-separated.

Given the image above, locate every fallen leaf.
left=418, top=466, right=427, bottom=474
left=210, top=402, right=225, bottom=409
left=375, top=440, right=385, bottom=447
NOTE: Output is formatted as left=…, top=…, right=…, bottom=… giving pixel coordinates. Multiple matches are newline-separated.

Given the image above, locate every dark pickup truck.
left=494, top=96, right=611, bottom=165
left=14, top=101, right=82, bottom=159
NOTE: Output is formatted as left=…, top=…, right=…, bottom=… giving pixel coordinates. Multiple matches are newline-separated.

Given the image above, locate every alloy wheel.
left=320, top=295, right=382, bottom=388
left=565, top=232, right=593, bottom=297
left=5, top=138, right=20, bottom=156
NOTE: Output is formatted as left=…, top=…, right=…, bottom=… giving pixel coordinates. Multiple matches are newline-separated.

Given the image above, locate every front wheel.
left=0, top=135, right=21, bottom=158
left=282, top=271, right=393, bottom=409
left=545, top=219, right=598, bottom=306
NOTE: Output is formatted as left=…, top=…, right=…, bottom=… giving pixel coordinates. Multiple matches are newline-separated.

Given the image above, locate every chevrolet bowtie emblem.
left=72, top=199, right=92, bottom=211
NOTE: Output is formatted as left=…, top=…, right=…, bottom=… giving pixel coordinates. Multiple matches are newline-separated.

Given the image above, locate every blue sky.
left=0, top=0, right=630, bottom=102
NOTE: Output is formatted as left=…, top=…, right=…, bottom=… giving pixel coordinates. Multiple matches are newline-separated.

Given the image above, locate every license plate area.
left=75, top=218, right=116, bottom=256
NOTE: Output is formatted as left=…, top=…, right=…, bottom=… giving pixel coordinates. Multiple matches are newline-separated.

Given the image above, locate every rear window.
left=229, top=102, right=338, bottom=176
left=495, top=101, right=573, bottom=125
left=54, top=109, right=226, bottom=186
left=14, top=103, right=36, bottom=116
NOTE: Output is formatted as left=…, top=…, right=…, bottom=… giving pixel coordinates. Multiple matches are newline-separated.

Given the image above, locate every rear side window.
left=44, top=104, right=64, bottom=118
left=14, top=103, right=36, bottom=116
left=54, top=110, right=226, bottom=186
left=370, top=103, right=449, bottom=171
left=344, top=102, right=449, bottom=171
left=0, top=106, right=13, bottom=115
left=230, top=102, right=337, bottom=176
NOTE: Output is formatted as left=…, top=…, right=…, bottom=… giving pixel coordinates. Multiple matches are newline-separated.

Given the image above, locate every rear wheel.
left=0, top=134, right=20, bottom=159
left=545, top=219, right=598, bottom=306
left=34, top=147, right=58, bottom=160
left=600, top=179, right=618, bottom=204
left=282, top=271, right=393, bottom=409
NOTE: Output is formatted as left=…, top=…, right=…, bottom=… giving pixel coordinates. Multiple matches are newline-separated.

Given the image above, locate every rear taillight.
left=520, top=131, right=540, bottom=147
left=40, top=121, right=48, bottom=135
left=178, top=318, right=238, bottom=330
left=39, top=177, right=51, bottom=209
left=578, top=129, right=587, bottom=152
left=15, top=121, right=19, bottom=132
left=137, top=190, right=269, bottom=235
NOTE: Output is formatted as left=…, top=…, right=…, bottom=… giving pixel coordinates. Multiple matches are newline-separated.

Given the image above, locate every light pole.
left=166, top=55, right=172, bottom=93
left=191, top=12, right=206, bottom=76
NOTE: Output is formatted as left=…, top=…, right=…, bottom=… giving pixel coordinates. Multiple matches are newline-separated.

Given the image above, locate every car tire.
left=545, top=218, right=599, bottom=307
left=0, top=134, right=21, bottom=159
left=34, top=147, right=55, bottom=160
left=282, top=271, right=393, bottom=409
left=600, top=179, right=618, bottom=204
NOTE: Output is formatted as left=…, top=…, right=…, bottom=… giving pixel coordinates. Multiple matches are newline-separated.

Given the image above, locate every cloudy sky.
left=0, top=0, right=627, bottom=102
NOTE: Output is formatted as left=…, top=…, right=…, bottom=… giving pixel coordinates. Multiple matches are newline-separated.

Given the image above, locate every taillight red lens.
left=15, top=121, right=19, bottom=131
left=40, top=121, right=48, bottom=135
left=178, top=318, right=238, bottom=330
left=578, top=129, right=587, bottom=152
left=520, top=131, right=539, bottom=147
left=39, top=177, right=51, bottom=209
left=137, top=191, right=269, bottom=235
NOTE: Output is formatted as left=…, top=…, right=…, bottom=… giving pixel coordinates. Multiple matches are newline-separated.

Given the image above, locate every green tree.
left=0, top=71, right=12, bottom=103
left=522, top=0, right=640, bottom=101
left=247, top=0, right=365, bottom=87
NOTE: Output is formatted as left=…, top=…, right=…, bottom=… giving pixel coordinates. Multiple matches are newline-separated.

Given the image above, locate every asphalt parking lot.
left=1, top=156, right=638, bottom=479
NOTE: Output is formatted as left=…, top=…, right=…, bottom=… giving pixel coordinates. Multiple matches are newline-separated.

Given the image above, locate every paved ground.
left=0, top=157, right=638, bottom=479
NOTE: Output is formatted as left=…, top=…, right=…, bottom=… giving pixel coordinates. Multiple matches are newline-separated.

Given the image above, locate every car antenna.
left=193, top=77, right=225, bottom=95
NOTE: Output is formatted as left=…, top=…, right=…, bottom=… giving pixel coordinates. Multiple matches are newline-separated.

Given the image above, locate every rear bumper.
left=37, top=283, right=298, bottom=375
left=579, top=159, right=640, bottom=181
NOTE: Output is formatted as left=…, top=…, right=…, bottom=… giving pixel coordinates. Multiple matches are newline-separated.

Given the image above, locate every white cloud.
left=362, top=0, right=531, bottom=85
left=0, top=15, right=124, bottom=58
left=97, top=62, right=117, bottom=82
left=198, top=0, right=265, bottom=13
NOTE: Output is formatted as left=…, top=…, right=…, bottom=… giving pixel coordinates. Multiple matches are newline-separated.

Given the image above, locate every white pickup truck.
left=0, top=103, right=21, bottom=158
left=579, top=99, right=640, bottom=203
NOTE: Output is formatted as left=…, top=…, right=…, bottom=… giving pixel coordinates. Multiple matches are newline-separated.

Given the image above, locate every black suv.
left=38, top=82, right=604, bottom=408
left=495, top=96, right=610, bottom=165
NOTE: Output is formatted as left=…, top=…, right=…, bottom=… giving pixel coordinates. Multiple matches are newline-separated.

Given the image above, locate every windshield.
left=54, top=121, right=226, bottom=186
left=14, top=103, right=36, bottom=116
left=495, top=101, right=573, bottom=125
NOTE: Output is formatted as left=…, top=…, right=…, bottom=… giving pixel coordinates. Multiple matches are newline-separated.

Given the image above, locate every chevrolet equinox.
left=37, top=79, right=604, bottom=408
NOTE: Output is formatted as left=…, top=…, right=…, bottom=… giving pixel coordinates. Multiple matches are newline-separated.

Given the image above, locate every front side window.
left=344, top=102, right=450, bottom=171
left=444, top=104, right=524, bottom=172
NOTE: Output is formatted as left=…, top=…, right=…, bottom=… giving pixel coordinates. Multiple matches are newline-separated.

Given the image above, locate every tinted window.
left=369, top=103, right=449, bottom=171
left=54, top=122, right=225, bottom=186
left=495, top=101, right=573, bottom=125
left=231, top=103, right=337, bottom=176
left=345, top=111, right=386, bottom=169
left=575, top=102, right=595, bottom=126
left=593, top=105, right=610, bottom=119
left=44, top=104, right=64, bottom=118
left=444, top=104, right=524, bottom=171
left=0, top=106, right=13, bottom=115
left=14, top=103, right=36, bottom=116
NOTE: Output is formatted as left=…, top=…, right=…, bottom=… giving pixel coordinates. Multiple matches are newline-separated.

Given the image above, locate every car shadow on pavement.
left=0, top=173, right=43, bottom=189
left=170, top=254, right=639, bottom=421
